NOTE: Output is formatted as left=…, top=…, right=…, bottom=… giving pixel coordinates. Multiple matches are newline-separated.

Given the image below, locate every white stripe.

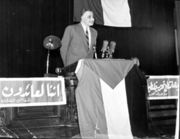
left=88, top=28, right=91, bottom=47
left=100, top=78, right=133, bottom=139
left=101, top=0, right=131, bottom=27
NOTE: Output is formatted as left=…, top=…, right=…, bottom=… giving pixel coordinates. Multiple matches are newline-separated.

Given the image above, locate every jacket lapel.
left=77, top=23, right=89, bottom=50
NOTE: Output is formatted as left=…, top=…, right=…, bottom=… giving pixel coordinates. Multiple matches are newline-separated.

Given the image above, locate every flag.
left=74, top=0, right=132, bottom=27
left=75, top=59, right=148, bottom=138
left=74, top=0, right=152, bottom=28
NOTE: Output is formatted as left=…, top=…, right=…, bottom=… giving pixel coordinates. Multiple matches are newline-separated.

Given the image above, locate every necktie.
left=85, top=29, right=89, bottom=47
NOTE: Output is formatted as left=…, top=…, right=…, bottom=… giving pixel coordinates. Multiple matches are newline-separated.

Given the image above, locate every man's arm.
left=60, top=26, right=72, bottom=66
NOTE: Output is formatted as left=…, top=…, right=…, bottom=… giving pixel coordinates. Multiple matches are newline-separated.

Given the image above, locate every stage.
left=0, top=59, right=178, bottom=139
left=4, top=117, right=175, bottom=139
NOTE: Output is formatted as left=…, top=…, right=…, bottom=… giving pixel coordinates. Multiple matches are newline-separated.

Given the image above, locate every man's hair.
left=81, top=9, right=93, bottom=17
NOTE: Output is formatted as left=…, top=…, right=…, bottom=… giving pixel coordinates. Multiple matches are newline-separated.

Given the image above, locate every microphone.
left=101, top=40, right=109, bottom=58
left=93, top=45, right=97, bottom=59
left=109, top=41, right=116, bottom=58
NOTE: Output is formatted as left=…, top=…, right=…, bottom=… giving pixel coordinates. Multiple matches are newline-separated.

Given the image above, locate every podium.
left=74, top=59, right=148, bottom=138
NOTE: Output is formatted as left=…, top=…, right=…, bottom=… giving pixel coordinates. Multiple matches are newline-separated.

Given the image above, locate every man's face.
left=81, top=11, right=94, bottom=27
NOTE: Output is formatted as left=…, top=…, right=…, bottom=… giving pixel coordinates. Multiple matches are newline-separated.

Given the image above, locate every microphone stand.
left=93, top=45, right=98, bottom=59
left=46, top=49, right=50, bottom=74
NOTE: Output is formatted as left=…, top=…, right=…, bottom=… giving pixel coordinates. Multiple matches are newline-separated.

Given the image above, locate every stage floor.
left=3, top=118, right=175, bottom=139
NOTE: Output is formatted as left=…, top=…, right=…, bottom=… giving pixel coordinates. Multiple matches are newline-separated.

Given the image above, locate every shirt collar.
left=81, top=22, right=89, bottom=33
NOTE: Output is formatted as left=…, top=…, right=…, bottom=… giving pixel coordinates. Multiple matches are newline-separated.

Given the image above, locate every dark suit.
left=60, top=23, right=97, bottom=67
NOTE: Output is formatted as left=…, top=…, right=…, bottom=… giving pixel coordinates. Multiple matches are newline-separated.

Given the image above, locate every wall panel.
left=0, top=0, right=69, bottom=77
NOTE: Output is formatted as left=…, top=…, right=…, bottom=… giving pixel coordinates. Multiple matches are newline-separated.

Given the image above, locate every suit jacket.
left=60, top=23, right=97, bottom=67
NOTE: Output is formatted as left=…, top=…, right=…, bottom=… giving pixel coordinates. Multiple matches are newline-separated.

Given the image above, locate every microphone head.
left=101, top=40, right=109, bottom=52
left=109, top=41, right=116, bottom=53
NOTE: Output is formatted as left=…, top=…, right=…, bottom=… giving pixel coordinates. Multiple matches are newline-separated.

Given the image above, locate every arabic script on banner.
left=147, top=76, right=179, bottom=98
left=0, top=77, right=66, bottom=107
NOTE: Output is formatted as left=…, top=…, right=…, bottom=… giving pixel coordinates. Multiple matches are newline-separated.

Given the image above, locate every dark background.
left=0, top=0, right=179, bottom=77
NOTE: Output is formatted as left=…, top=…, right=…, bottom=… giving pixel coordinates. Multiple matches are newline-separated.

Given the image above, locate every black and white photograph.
left=0, top=0, right=179, bottom=139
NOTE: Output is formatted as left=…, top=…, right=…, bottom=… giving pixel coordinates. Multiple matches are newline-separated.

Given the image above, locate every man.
left=60, top=10, right=97, bottom=67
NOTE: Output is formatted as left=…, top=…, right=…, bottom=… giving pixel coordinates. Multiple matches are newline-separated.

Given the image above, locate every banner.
left=147, top=75, right=179, bottom=139
left=0, top=77, right=66, bottom=107
left=147, top=76, right=179, bottom=100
